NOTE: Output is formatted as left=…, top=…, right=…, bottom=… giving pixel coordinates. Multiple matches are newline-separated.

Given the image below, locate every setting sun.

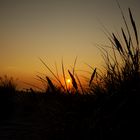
left=0, top=0, right=140, bottom=139
left=66, top=78, right=71, bottom=84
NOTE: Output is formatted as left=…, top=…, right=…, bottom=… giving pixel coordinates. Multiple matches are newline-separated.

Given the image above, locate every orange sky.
left=0, top=0, right=140, bottom=90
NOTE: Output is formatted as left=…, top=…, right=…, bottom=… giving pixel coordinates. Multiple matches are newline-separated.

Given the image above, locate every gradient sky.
left=0, top=0, right=140, bottom=89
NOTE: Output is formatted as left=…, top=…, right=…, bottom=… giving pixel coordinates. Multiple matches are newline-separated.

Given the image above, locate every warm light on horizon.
left=0, top=0, right=140, bottom=89
left=66, top=78, right=72, bottom=91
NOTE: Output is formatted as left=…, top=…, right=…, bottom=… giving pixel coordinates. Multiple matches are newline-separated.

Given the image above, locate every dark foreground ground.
left=0, top=90, right=140, bottom=140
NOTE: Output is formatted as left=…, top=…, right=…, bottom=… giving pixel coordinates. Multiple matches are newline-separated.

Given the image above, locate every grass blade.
left=61, top=59, right=68, bottom=92
left=75, top=74, right=85, bottom=94
left=55, top=62, right=60, bottom=80
left=89, top=68, right=97, bottom=87
left=129, top=8, right=139, bottom=46
left=121, top=28, right=133, bottom=60
left=46, top=76, right=56, bottom=92
left=116, top=0, right=135, bottom=53
left=68, top=70, right=78, bottom=90
left=112, top=33, right=124, bottom=54
left=73, top=56, right=78, bottom=75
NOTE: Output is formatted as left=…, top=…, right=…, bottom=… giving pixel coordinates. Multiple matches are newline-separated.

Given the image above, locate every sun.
left=66, top=78, right=71, bottom=90
left=66, top=78, right=71, bottom=84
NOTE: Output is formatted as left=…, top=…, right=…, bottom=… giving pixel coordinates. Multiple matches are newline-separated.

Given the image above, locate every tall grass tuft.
left=39, top=58, right=65, bottom=92
left=95, top=7, right=140, bottom=95
left=39, top=58, right=81, bottom=94
left=38, top=8, right=139, bottom=96
left=0, top=75, right=17, bottom=118
left=0, top=75, right=17, bottom=93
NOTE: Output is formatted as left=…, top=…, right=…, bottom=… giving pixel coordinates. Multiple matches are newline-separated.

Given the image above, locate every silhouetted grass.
left=0, top=75, right=17, bottom=119
left=95, top=8, right=140, bottom=97
left=0, top=75, right=16, bottom=93
left=0, top=8, right=140, bottom=140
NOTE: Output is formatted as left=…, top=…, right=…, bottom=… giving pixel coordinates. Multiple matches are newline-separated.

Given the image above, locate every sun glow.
left=66, top=78, right=71, bottom=91
left=66, top=78, right=71, bottom=84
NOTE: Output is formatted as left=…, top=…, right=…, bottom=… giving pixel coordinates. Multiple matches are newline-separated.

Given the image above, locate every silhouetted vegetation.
left=0, top=8, right=140, bottom=140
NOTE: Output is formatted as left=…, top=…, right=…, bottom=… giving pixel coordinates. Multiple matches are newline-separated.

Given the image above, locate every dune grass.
left=37, top=7, right=140, bottom=95
left=0, top=75, right=17, bottom=93
left=0, top=7, right=140, bottom=140
left=97, top=8, right=140, bottom=96
left=0, top=7, right=139, bottom=109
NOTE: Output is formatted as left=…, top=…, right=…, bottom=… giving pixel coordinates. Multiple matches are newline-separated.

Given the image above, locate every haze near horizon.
left=0, top=0, right=140, bottom=89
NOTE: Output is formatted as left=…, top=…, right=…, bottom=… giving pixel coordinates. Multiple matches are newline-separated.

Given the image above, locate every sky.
left=0, top=0, right=140, bottom=89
